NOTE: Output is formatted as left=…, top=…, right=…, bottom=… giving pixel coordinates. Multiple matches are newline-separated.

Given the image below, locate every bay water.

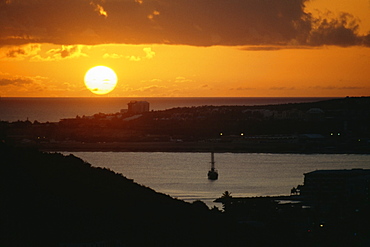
left=3, top=96, right=364, bottom=209
left=64, top=152, right=370, bottom=208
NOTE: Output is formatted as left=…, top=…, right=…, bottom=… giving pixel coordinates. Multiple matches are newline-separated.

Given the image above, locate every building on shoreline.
left=300, top=168, right=370, bottom=205
left=127, top=100, right=150, bottom=114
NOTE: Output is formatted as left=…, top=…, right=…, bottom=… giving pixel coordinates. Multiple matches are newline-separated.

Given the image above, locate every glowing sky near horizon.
left=0, top=0, right=369, bottom=97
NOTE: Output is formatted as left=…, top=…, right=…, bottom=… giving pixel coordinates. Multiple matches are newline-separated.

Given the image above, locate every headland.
left=1, top=96, right=369, bottom=153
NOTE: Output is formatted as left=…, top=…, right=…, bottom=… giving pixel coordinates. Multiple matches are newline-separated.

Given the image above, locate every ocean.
left=64, top=152, right=370, bottom=208
left=0, top=97, right=335, bottom=122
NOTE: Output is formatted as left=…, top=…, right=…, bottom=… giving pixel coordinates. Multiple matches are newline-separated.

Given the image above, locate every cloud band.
left=1, top=0, right=369, bottom=47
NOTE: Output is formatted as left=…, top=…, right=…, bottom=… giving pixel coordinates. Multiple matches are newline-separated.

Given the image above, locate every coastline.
left=4, top=97, right=370, bottom=155
left=38, top=141, right=370, bottom=154
left=0, top=96, right=336, bottom=123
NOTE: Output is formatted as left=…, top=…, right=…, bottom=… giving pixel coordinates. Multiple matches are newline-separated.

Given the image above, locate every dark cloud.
left=232, top=87, right=256, bottom=91
left=6, top=48, right=26, bottom=57
left=269, top=87, right=295, bottom=90
left=46, top=45, right=86, bottom=59
left=240, top=46, right=286, bottom=51
left=0, top=77, right=33, bottom=86
left=308, top=12, right=363, bottom=47
left=0, top=0, right=368, bottom=47
left=310, top=86, right=365, bottom=90
left=2, top=44, right=40, bottom=58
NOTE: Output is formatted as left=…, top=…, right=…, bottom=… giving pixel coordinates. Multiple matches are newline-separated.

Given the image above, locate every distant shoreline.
left=0, top=96, right=337, bottom=122
left=5, top=97, right=370, bottom=155
left=38, top=141, right=370, bottom=154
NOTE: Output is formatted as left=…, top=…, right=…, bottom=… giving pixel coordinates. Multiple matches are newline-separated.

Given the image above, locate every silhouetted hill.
left=1, top=96, right=369, bottom=153
left=2, top=144, right=369, bottom=246
left=246, top=96, right=370, bottom=111
left=0, top=144, right=231, bottom=247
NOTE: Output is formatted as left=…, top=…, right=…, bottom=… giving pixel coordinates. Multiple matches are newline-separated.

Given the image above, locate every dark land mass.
left=1, top=96, right=370, bottom=153
left=2, top=143, right=370, bottom=247
left=1, top=144, right=225, bottom=247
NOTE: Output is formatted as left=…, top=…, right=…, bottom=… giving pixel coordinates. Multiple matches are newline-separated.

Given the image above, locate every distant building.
left=127, top=101, right=149, bottom=114
left=305, top=108, right=325, bottom=121
left=300, top=169, right=370, bottom=205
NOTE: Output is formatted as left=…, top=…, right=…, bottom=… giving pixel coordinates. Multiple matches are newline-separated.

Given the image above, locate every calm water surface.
left=65, top=152, right=370, bottom=208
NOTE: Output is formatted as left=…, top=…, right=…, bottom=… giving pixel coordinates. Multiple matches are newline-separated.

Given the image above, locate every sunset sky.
left=0, top=0, right=369, bottom=97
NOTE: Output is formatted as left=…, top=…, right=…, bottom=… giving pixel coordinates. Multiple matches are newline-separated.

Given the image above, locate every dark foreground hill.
left=2, top=144, right=369, bottom=247
left=0, top=144, right=233, bottom=247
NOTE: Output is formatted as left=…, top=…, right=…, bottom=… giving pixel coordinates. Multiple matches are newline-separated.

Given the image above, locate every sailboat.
left=207, top=152, right=218, bottom=180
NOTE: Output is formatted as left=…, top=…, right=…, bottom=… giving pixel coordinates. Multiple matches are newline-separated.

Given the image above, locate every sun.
left=84, top=66, right=118, bottom=95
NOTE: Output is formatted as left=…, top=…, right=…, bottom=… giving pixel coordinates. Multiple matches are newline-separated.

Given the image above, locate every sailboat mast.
left=208, top=151, right=218, bottom=180
left=211, top=152, right=215, bottom=169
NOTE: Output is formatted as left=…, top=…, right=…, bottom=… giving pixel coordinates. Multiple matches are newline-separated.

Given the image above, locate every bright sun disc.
left=84, top=66, right=118, bottom=95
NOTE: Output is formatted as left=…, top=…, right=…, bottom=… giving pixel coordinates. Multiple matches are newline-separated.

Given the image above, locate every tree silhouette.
left=221, top=191, right=232, bottom=212
left=221, top=191, right=232, bottom=198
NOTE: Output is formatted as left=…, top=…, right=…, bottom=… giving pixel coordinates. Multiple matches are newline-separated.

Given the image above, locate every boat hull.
left=208, top=170, right=218, bottom=180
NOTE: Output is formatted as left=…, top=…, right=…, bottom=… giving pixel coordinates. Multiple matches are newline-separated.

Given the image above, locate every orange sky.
left=0, top=0, right=369, bottom=97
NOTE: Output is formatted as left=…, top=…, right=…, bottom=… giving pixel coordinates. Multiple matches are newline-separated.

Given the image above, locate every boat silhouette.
left=207, top=152, right=218, bottom=180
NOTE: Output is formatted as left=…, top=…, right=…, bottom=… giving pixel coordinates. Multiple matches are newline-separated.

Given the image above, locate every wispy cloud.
left=240, top=46, right=283, bottom=51
left=31, top=45, right=88, bottom=61
left=174, top=76, right=193, bottom=83
left=231, top=87, right=256, bottom=91
left=0, top=44, right=89, bottom=61
left=126, top=55, right=142, bottom=61
left=103, top=53, right=123, bottom=59
left=90, top=1, right=108, bottom=17
left=103, top=47, right=156, bottom=61
left=0, top=77, right=33, bottom=86
left=47, top=45, right=87, bottom=59
left=147, top=10, right=160, bottom=21
left=0, top=44, right=41, bottom=60
left=239, top=45, right=314, bottom=51
left=122, top=85, right=169, bottom=96
left=270, top=87, right=296, bottom=90
left=0, top=74, right=48, bottom=87
left=143, top=47, right=155, bottom=59
left=310, top=86, right=365, bottom=90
